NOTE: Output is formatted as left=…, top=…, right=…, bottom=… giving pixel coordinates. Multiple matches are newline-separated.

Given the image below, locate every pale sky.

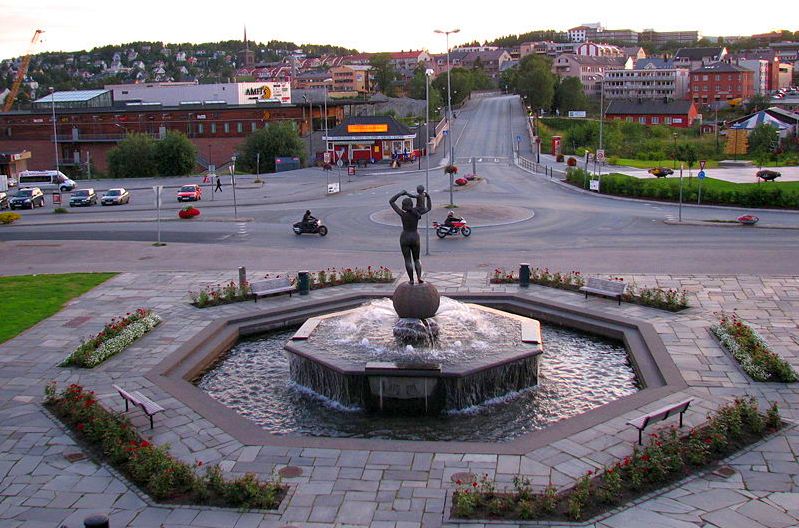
left=0, top=0, right=794, bottom=60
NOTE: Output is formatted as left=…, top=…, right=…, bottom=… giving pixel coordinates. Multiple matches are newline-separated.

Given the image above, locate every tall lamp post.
left=424, top=68, right=434, bottom=256
left=323, top=79, right=333, bottom=165
left=49, top=87, right=59, bottom=173
left=230, top=154, right=238, bottom=219
left=435, top=28, right=460, bottom=206
left=597, top=74, right=605, bottom=179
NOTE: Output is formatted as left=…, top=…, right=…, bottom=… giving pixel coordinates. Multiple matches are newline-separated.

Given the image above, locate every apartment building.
left=688, top=63, right=754, bottom=104
left=604, top=59, right=690, bottom=100
left=552, top=54, right=631, bottom=97
left=329, top=65, right=372, bottom=94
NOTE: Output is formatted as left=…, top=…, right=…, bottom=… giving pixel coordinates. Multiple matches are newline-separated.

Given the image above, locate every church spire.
left=244, top=25, right=249, bottom=51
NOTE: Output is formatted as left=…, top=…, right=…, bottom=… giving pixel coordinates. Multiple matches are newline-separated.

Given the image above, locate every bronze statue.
left=389, top=186, right=431, bottom=284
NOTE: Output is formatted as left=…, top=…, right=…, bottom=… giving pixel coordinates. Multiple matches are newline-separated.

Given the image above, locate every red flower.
left=140, top=440, right=151, bottom=448
left=472, top=481, right=478, bottom=488
left=76, top=423, right=85, bottom=431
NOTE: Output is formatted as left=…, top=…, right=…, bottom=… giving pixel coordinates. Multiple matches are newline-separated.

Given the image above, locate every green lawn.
left=612, top=158, right=720, bottom=170
left=0, top=273, right=116, bottom=344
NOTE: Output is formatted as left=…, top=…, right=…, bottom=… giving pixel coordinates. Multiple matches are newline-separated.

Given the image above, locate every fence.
left=515, top=155, right=566, bottom=180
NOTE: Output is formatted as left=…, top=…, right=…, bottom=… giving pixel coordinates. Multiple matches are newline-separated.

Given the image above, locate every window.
left=702, top=75, right=708, bottom=81
left=237, top=122, right=243, bottom=133
left=651, top=117, right=660, bottom=124
left=211, top=123, right=216, bottom=134
left=223, top=122, right=230, bottom=133
left=198, top=123, right=204, bottom=134
left=639, top=117, right=646, bottom=124
left=715, top=75, right=720, bottom=81
left=664, top=117, right=672, bottom=124
left=625, top=117, right=633, bottom=122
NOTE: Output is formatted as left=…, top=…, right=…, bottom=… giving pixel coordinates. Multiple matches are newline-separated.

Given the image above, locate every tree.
left=369, top=53, right=398, bottom=97
left=238, top=121, right=306, bottom=173
left=554, top=77, right=587, bottom=114
left=155, top=131, right=197, bottom=176
left=509, top=55, right=555, bottom=113
left=748, top=124, right=779, bottom=166
left=107, top=133, right=158, bottom=178
left=677, top=143, right=698, bottom=175
left=745, top=94, right=771, bottom=114
left=408, top=69, right=444, bottom=120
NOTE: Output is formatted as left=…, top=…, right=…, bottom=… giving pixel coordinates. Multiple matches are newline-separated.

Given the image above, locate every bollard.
left=297, top=270, right=310, bottom=295
left=238, top=266, right=247, bottom=289
left=84, top=514, right=109, bottom=528
left=519, top=263, right=531, bottom=288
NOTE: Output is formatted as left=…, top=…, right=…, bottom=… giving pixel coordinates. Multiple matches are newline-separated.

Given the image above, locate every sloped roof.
left=674, top=47, right=724, bottom=60
left=33, top=89, right=109, bottom=103
left=691, top=62, right=749, bottom=74
left=606, top=99, right=695, bottom=115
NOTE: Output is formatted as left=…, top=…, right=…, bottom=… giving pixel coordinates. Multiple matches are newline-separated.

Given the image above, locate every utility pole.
left=435, top=28, right=460, bottom=207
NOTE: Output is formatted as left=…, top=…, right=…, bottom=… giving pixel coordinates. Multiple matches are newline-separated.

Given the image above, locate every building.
left=453, top=45, right=499, bottom=53
left=605, top=99, right=700, bottom=127
left=238, top=27, right=255, bottom=68
left=598, top=29, right=639, bottom=44
left=688, top=63, right=754, bottom=105
left=568, top=25, right=599, bottom=43
left=293, top=72, right=333, bottom=91
left=107, top=81, right=292, bottom=106
left=0, top=149, right=31, bottom=180
left=640, top=30, right=701, bottom=47
left=329, top=65, right=372, bottom=94
left=736, top=59, right=771, bottom=95
left=322, top=115, right=416, bottom=162
left=552, top=54, right=632, bottom=97
left=604, top=59, right=690, bottom=100
left=31, top=90, right=113, bottom=110
left=0, top=88, right=350, bottom=173
left=674, top=47, right=728, bottom=71
left=575, top=43, right=624, bottom=57
left=462, top=50, right=512, bottom=78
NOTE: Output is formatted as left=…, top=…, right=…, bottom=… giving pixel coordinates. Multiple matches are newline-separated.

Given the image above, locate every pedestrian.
left=215, top=175, right=222, bottom=193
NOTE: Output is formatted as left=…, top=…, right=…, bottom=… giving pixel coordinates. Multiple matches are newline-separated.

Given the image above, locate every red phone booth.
left=551, top=136, right=562, bottom=156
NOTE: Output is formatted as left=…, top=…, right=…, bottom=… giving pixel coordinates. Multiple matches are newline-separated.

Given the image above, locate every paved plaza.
left=1, top=269, right=799, bottom=527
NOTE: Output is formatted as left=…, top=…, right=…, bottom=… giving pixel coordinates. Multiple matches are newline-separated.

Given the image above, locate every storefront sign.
left=347, top=124, right=388, bottom=133
left=238, top=82, right=292, bottom=105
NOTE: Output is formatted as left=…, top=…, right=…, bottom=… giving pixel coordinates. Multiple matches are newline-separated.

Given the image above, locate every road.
left=2, top=95, right=799, bottom=276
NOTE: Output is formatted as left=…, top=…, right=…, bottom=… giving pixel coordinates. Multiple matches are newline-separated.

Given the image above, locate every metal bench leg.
left=124, top=399, right=129, bottom=412
left=679, top=411, right=684, bottom=428
left=618, top=295, right=621, bottom=306
left=149, top=414, right=154, bottom=429
left=638, top=428, right=643, bottom=445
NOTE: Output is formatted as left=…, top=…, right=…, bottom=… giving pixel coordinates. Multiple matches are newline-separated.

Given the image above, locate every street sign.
left=323, top=152, right=331, bottom=164
left=596, top=149, right=606, bottom=162
left=336, top=159, right=343, bottom=168
left=327, top=182, right=340, bottom=194
left=589, top=180, right=600, bottom=191
left=443, top=130, right=449, bottom=136
left=347, top=166, right=355, bottom=176
left=699, top=160, right=706, bottom=170
left=516, top=135, right=522, bottom=142
left=698, top=170, right=706, bottom=180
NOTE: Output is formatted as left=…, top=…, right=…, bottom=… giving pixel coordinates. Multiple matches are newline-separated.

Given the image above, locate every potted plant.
left=455, top=177, right=468, bottom=186
left=737, top=214, right=758, bottom=225
left=179, top=205, right=200, bottom=219
left=444, top=164, right=458, bottom=175
left=567, top=157, right=577, bottom=167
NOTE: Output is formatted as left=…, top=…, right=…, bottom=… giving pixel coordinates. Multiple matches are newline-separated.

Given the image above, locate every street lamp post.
left=597, top=74, right=605, bottom=179
left=231, top=154, right=238, bottom=219
left=425, top=68, right=434, bottom=256
left=672, top=132, right=678, bottom=170
left=50, top=87, right=59, bottom=173
left=435, top=28, right=460, bottom=207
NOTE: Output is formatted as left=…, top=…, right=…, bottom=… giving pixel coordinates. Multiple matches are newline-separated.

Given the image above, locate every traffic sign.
left=152, top=185, right=163, bottom=207
left=347, top=166, right=355, bottom=176
left=336, top=159, right=343, bottom=168
left=323, top=152, right=331, bottom=164
left=516, top=135, right=522, bottom=142
left=699, top=159, right=706, bottom=170
left=698, top=170, right=706, bottom=180
left=589, top=180, right=600, bottom=191
left=443, top=130, right=449, bottom=136
left=596, top=149, right=606, bottom=162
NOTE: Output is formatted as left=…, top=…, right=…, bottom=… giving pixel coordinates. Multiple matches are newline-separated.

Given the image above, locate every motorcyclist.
left=301, top=210, right=317, bottom=230
left=443, top=210, right=462, bottom=228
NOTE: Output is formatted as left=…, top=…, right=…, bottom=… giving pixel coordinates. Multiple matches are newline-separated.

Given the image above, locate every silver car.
left=101, top=188, right=130, bottom=205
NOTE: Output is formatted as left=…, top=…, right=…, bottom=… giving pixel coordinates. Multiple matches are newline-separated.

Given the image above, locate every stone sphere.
left=392, top=281, right=440, bottom=319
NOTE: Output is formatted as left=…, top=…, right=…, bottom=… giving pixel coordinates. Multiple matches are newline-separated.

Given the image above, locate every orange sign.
left=347, top=124, right=388, bottom=133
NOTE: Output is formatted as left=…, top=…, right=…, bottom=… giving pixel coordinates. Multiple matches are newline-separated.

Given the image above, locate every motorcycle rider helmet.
left=447, top=211, right=454, bottom=218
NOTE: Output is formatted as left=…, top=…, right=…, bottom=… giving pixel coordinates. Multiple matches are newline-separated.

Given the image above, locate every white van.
left=17, top=170, right=77, bottom=191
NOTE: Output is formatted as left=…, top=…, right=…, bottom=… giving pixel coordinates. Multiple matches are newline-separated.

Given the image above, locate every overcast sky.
left=0, top=0, right=793, bottom=60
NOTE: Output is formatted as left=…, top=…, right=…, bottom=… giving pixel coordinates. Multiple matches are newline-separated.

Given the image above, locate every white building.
left=106, top=81, right=292, bottom=106
left=604, top=59, right=690, bottom=100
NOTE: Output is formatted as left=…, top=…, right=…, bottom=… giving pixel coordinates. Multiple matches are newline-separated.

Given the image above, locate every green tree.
left=369, top=53, right=398, bottom=97
left=407, top=69, right=443, bottom=120
left=745, top=94, right=772, bottom=114
left=511, top=55, right=555, bottom=113
left=155, top=131, right=197, bottom=176
left=107, top=133, right=158, bottom=178
left=677, top=143, right=698, bottom=175
left=554, top=77, right=587, bottom=114
left=238, top=121, right=306, bottom=172
left=748, top=124, right=779, bottom=162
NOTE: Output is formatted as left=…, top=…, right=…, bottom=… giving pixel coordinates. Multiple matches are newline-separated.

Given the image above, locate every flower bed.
left=190, top=281, right=252, bottom=308
left=309, top=265, right=393, bottom=289
left=451, top=397, right=781, bottom=522
left=61, top=308, right=161, bottom=368
left=711, top=312, right=797, bottom=382
left=45, top=383, right=286, bottom=509
left=178, top=206, right=200, bottom=219
left=444, top=164, right=459, bottom=175
left=491, top=267, right=688, bottom=311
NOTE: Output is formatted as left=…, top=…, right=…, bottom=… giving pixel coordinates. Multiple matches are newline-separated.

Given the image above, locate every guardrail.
left=515, top=155, right=566, bottom=180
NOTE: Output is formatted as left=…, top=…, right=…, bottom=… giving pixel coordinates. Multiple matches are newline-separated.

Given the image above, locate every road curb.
left=663, top=219, right=799, bottom=230
left=1, top=216, right=254, bottom=228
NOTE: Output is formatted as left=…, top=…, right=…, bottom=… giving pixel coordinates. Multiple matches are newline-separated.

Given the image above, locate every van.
left=17, top=170, right=76, bottom=191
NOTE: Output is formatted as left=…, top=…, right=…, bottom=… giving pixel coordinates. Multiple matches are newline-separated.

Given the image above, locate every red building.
left=605, top=100, right=700, bottom=128
left=688, top=63, right=754, bottom=105
left=0, top=103, right=344, bottom=173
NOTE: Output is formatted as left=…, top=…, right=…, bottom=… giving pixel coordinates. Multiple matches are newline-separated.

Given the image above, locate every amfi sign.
left=238, top=82, right=291, bottom=105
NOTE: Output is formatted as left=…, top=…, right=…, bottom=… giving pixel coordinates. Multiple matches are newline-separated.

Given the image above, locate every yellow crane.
left=2, top=29, right=44, bottom=113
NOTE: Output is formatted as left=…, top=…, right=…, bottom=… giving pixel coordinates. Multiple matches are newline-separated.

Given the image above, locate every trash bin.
left=297, top=271, right=310, bottom=295
left=519, top=263, right=531, bottom=288
left=84, top=514, right=109, bottom=528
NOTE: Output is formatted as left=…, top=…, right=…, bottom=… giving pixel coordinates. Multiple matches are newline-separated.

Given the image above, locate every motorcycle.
left=433, top=218, right=471, bottom=238
left=292, top=219, right=328, bottom=236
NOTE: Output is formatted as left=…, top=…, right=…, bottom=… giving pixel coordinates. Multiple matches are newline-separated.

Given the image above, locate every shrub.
left=45, top=383, right=286, bottom=508
left=556, top=154, right=564, bottom=162
left=189, top=281, right=251, bottom=308
left=0, top=212, right=21, bottom=224
left=53, top=207, right=69, bottom=214
left=711, top=311, right=797, bottom=382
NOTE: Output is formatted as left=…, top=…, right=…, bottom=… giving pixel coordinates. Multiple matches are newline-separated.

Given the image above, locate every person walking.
left=215, top=175, right=222, bottom=193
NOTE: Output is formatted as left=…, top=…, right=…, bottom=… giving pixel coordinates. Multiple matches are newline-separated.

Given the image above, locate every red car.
left=177, top=184, right=202, bottom=202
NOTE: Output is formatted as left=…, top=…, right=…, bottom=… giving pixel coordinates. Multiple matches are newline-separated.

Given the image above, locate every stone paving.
left=1, top=270, right=799, bottom=527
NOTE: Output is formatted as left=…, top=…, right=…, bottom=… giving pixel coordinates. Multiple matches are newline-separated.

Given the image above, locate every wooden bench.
left=113, top=384, right=165, bottom=429
left=626, top=398, right=693, bottom=445
left=251, top=277, right=295, bottom=302
left=580, top=277, right=627, bottom=305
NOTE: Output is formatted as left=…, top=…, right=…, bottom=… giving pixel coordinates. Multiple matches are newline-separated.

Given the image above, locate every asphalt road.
left=2, top=95, right=798, bottom=276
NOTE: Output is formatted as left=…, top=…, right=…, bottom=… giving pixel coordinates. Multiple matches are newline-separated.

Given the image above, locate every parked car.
left=6, top=176, right=17, bottom=188
left=177, top=184, right=202, bottom=202
left=101, top=188, right=130, bottom=205
left=648, top=167, right=674, bottom=178
left=0, top=191, right=8, bottom=209
left=69, top=188, right=97, bottom=207
left=9, top=187, right=45, bottom=209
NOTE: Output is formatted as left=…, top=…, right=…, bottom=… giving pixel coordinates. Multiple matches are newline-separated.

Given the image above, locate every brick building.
left=605, top=100, right=700, bottom=127
left=688, top=63, right=754, bottom=105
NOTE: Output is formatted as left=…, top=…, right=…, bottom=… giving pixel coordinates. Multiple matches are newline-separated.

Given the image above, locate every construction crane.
left=2, top=29, right=44, bottom=113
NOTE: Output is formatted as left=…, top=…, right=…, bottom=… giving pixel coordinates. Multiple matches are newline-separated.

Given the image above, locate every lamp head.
left=425, top=68, right=434, bottom=76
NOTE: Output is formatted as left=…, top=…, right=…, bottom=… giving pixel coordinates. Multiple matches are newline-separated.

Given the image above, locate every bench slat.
left=132, top=391, right=165, bottom=414
left=626, top=398, right=693, bottom=444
